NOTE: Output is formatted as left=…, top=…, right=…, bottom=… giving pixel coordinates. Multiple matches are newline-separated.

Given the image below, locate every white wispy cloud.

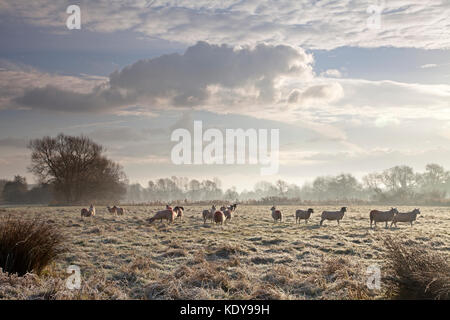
left=1, top=0, right=449, bottom=50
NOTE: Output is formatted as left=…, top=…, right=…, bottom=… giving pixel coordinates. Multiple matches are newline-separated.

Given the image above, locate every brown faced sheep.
left=390, top=208, right=421, bottom=228
left=320, top=207, right=347, bottom=226
left=202, top=205, right=216, bottom=224
left=174, top=206, right=184, bottom=220
left=220, top=206, right=233, bottom=223
left=295, top=208, right=314, bottom=224
left=148, top=206, right=176, bottom=224
left=370, top=207, right=398, bottom=228
left=270, top=206, right=282, bottom=222
left=214, top=211, right=225, bottom=225
left=107, top=206, right=117, bottom=214
left=116, top=206, right=125, bottom=215
left=224, top=209, right=232, bottom=223
left=81, top=205, right=95, bottom=218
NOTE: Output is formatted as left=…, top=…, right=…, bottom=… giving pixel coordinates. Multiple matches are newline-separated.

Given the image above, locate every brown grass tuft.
left=0, top=216, right=65, bottom=276
left=383, top=235, right=450, bottom=300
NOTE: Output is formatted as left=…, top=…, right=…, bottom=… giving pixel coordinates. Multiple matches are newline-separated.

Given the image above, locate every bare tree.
left=28, top=134, right=127, bottom=204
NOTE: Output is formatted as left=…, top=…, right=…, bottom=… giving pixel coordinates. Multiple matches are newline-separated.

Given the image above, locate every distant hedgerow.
left=0, top=216, right=65, bottom=276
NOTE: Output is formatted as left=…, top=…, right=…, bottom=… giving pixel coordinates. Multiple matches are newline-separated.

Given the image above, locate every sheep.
left=214, top=210, right=225, bottom=225
left=320, top=207, right=347, bottom=226
left=107, top=206, right=117, bottom=214
left=115, top=206, right=125, bottom=216
left=220, top=206, right=233, bottom=223
left=270, top=206, right=282, bottom=222
left=202, top=205, right=216, bottom=224
left=224, top=210, right=232, bottom=223
left=369, top=207, right=398, bottom=229
left=148, top=206, right=176, bottom=224
left=390, top=208, right=421, bottom=228
left=295, top=208, right=314, bottom=224
left=229, top=203, right=238, bottom=212
left=81, top=205, right=95, bottom=218
left=107, top=205, right=124, bottom=216
left=174, top=206, right=184, bottom=220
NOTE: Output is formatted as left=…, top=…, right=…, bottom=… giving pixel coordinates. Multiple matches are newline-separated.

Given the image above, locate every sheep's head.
left=391, top=207, right=399, bottom=214
left=341, top=207, right=347, bottom=213
left=308, top=208, right=314, bottom=214
left=270, top=206, right=276, bottom=211
left=413, top=208, right=421, bottom=214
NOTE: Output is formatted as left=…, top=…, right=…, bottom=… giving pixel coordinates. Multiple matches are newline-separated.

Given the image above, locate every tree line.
left=125, top=164, right=450, bottom=205
left=1, top=134, right=450, bottom=205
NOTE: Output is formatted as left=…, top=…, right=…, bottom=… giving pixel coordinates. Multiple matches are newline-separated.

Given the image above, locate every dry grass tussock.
left=0, top=216, right=65, bottom=276
left=383, top=235, right=450, bottom=300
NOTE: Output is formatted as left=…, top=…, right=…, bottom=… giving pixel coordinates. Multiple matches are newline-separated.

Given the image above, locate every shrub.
left=383, top=236, right=450, bottom=300
left=0, top=216, right=65, bottom=276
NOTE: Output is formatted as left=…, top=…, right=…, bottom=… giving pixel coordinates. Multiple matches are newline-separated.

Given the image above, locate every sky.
left=0, top=0, right=449, bottom=191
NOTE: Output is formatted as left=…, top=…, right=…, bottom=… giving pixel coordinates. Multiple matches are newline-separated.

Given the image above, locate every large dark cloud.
left=13, top=42, right=313, bottom=113
left=14, top=85, right=134, bottom=113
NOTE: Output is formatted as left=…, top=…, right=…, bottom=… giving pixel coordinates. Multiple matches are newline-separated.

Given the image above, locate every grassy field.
left=0, top=205, right=449, bottom=300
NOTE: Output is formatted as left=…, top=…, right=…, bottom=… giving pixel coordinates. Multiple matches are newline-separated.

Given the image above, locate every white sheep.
left=320, top=207, right=347, bottom=226
left=369, top=207, right=398, bottom=228
left=202, top=205, right=216, bottom=224
left=115, top=206, right=125, bottom=215
left=270, top=206, right=283, bottom=222
left=174, top=206, right=184, bottom=220
left=220, top=206, right=233, bottom=223
left=107, top=206, right=116, bottom=215
left=81, top=204, right=95, bottom=218
left=390, top=208, right=421, bottom=228
left=148, top=206, right=176, bottom=224
left=295, top=208, right=314, bottom=224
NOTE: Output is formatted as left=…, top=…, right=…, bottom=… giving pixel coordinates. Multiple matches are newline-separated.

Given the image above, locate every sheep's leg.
left=320, top=219, right=324, bottom=226
left=385, top=221, right=388, bottom=229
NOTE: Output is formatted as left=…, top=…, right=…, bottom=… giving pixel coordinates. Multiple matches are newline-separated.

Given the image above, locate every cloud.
left=13, top=85, right=133, bottom=113
left=0, top=61, right=106, bottom=111
left=13, top=42, right=315, bottom=114
left=88, top=127, right=147, bottom=142
left=288, top=83, right=344, bottom=105
left=320, top=69, right=342, bottom=78
left=374, top=115, right=400, bottom=128
left=420, top=64, right=438, bottom=69
left=1, top=0, right=449, bottom=50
